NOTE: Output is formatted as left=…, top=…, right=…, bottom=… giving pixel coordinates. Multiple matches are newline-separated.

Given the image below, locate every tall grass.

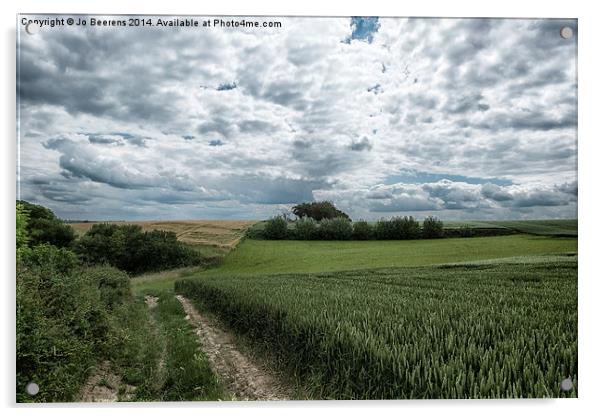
left=176, top=258, right=577, bottom=399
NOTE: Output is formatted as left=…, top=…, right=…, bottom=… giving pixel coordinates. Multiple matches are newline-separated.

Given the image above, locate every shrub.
left=292, top=201, right=350, bottom=221
left=422, top=216, right=444, bottom=239
left=318, top=217, right=353, bottom=240
left=293, top=217, right=318, bottom=240
left=375, top=216, right=420, bottom=239
left=16, top=200, right=75, bottom=248
left=16, top=203, right=30, bottom=260
left=16, top=203, right=134, bottom=402
left=25, top=244, right=80, bottom=275
left=374, top=219, right=392, bottom=240
left=263, top=216, right=288, bottom=240
left=458, top=225, right=476, bottom=238
left=352, top=220, right=373, bottom=240
left=83, top=265, right=132, bottom=310
left=17, top=245, right=130, bottom=402
left=76, top=223, right=203, bottom=274
left=246, top=223, right=267, bottom=239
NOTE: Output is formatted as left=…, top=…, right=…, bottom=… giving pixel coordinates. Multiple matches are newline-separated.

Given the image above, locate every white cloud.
left=18, top=16, right=577, bottom=220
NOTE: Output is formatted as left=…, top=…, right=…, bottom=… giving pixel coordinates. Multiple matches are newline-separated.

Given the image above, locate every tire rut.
left=175, top=295, right=291, bottom=401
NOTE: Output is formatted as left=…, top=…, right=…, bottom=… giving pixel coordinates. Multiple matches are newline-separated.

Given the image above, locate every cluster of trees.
left=16, top=200, right=206, bottom=275
left=17, top=200, right=76, bottom=248
left=76, top=223, right=203, bottom=274
left=261, top=215, right=445, bottom=241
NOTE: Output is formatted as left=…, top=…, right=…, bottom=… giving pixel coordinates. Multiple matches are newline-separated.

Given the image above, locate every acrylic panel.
left=16, top=15, right=577, bottom=402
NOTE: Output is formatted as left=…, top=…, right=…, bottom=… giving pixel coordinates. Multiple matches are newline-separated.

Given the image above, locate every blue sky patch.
left=344, top=17, right=380, bottom=43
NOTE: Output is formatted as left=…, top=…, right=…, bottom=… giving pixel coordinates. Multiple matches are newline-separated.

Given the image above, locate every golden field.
left=70, top=220, right=257, bottom=249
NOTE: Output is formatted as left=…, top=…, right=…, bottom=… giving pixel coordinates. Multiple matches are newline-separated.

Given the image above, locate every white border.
left=2, top=1, right=600, bottom=415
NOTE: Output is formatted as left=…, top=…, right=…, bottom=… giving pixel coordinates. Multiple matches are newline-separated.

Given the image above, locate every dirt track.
left=175, top=295, right=291, bottom=401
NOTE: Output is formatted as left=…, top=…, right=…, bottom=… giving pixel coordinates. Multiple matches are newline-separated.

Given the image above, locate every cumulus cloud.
left=17, top=16, right=577, bottom=220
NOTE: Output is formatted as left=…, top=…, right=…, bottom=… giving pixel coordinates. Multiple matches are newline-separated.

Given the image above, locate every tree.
left=352, top=220, right=373, bottom=240
left=375, top=216, right=420, bottom=240
left=292, top=201, right=350, bottom=221
left=422, top=216, right=444, bottom=238
left=16, top=200, right=75, bottom=248
left=318, top=217, right=353, bottom=240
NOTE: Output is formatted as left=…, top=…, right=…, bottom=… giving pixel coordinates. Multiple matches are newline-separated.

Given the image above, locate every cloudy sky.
left=17, top=16, right=577, bottom=220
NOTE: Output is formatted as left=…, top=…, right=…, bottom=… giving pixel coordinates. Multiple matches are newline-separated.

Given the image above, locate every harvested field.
left=70, top=220, right=257, bottom=249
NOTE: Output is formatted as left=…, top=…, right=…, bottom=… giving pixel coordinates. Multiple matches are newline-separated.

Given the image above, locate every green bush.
left=352, top=220, right=373, bottom=240
left=318, top=217, right=353, bottom=240
left=83, top=265, right=132, bottom=310
left=263, top=216, right=288, bottom=240
left=375, top=216, right=420, bottom=240
left=24, top=244, right=79, bottom=275
left=16, top=203, right=30, bottom=260
left=422, top=216, right=444, bottom=239
left=293, top=218, right=318, bottom=240
left=374, top=218, right=391, bottom=239
left=76, top=223, right=203, bottom=274
left=17, top=244, right=131, bottom=402
left=15, top=203, right=135, bottom=403
left=458, top=225, right=476, bottom=238
left=17, top=200, right=75, bottom=248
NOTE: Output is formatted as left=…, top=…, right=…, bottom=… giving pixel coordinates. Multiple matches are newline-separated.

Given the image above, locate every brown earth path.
left=175, top=295, right=292, bottom=401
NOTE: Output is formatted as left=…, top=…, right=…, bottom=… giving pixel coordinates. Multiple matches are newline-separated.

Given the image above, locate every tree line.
left=253, top=201, right=512, bottom=240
